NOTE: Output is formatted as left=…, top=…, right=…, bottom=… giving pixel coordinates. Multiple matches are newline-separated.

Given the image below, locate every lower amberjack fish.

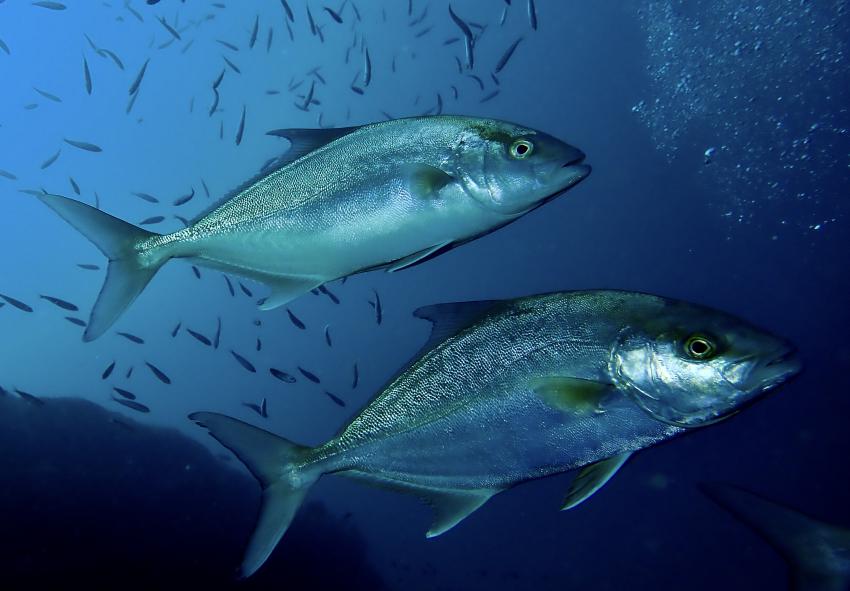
left=191, top=289, right=800, bottom=577
left=36, top=115, right=590, bottom=341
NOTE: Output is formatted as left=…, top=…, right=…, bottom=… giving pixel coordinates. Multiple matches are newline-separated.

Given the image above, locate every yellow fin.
left=530, top=377, right=611, bottom=415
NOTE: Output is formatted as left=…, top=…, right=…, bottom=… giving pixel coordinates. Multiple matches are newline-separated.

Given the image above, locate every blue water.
left=1, top=1, right=848, bottom=589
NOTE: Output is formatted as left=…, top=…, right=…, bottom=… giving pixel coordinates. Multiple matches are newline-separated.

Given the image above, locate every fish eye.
left=684, top=334, right=717, bottom=360
left=510, top=139, right=534, bottom=159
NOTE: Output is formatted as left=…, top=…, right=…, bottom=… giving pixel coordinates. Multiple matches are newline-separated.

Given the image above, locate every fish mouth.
left=559, top=150, right=591, bottom=185
left=749, top=346, right=802, bottom=393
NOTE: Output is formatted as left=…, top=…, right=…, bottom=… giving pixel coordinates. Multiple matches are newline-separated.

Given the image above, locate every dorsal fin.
left=265, top=126, right=362, bottom=165
left=412, top=300, right=503, bottom=353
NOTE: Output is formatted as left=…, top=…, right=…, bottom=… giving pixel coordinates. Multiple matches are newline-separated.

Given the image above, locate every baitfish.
left=40, top=294, right=78, bottom=311
left=116, top=331, right=144, bottom=344
left=269, top=368, right=296, bottom=383
left=145, top=361, right=171, bottom=385
left=36, top=116, right=589, bottom=341
left=191, top=289, right=800, bottom=578
left=113, top=397, right=149, bottom=413
left=231, top=350, right=256, bottom=373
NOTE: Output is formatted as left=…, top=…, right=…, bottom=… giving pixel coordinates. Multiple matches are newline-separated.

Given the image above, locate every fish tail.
left=701, top=483, right=850, bottom=591
left=36, top=194, right=168, bottom=341
left=189, top=412, right=321, bottom=579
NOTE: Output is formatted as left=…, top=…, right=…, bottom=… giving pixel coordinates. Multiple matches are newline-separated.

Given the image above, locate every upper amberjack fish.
left=190, top=290, right=800, bottom=578
left=36, top=115, right=590, bottom=341
left=702, top=483, right=850, bottom=591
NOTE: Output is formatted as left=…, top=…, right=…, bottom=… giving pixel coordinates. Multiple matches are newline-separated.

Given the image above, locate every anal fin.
left=258, top=276, right=324, bottom=310
left=423, top=488, right=498, bottom=538
left=562, top=452, right=632, bottom=511
left=387, top=241, right=453, bottom=273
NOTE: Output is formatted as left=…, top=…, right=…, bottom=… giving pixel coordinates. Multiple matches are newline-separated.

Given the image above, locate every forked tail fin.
left=37, top=194, right=168, bottom=341
left=702, top=483, right=850, bottom=591
left=189, top=412, right=320, bottom=578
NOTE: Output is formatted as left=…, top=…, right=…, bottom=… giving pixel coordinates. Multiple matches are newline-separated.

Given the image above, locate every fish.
left=297, top=366, right=320, bottom=384
left=280, top=0, right=293, bottom=22
left=269, top=368, right=296, bottom=383
left=145, top=362, right=171, bottom=385
left=323, top=6, right=342, bottom=23
left=99, top=48, right=124, bottom=70
left=286, top=308, right=305, bottom=330
left=173, top=188, right=195, bottom=206
left=369, top=289, right=382, bottom=325
left=191, top=265, right=201, bottom=279
left=239, top=282, right=253, bottom=297
left=249, top=16, right=259, bottom=48
left=209, top=89, right=220, bottom=116
left=256, top=338, right=262, bottom=352
left=32, top=1, right=66, bottom=10
left=40, top=294, right=78, bottom=311
left=231, top=350, right=257, bottom=373
left=448, top=5, right=474, bottom=69
left=494, top=37, right=523, bottom=74
left=351, top=362, right=358, bottom=388
left=69, top=177, right=81, bottom=195
left=480, top=89, right=500, bottom=103
left=324, top=391, right=346, bottom=406
left=139, top=216, right=165, bottom=226
left=171, top=322, right=181, bottom=337
left=306, top=5, right=316, bottom=35
left=126, top=89, right=140, bottom=114
left=116, top=331, right=144, bottom=344
left=0, top=293, right=33, bottom=312
left=266, top=27, right=274, bottom=52
left=65, top=316, right=86, bottom=326
left=113, top=397, right=149, bottom=413
left=217, top=39, right=239, bottom=52
left=34, top=87, right=62, bottom=102
left=101, top=361, right=116, bottom=380
left=702, top=483, right=850, bottom=591
left=40, top=150, right=61, bottom=170
left=191, top=289, right=801, bottom=578
left=0, top=169, right=17, bottom=180
left=128, top=58, right=149, bottom=95
left=0, top=38, right=9, bottom=55
left=201, top=179, right=210, bottom=198
left=64, top=138, right=102, bottom=152
left=213, top=317, right=222, bottom=349
left=318, top=284, right=339, bottom=304
left=186, top=328, right=212, bottom=346
left=223, top=56, right=240, bottom=74
left=235, top=106, right=246, bottom=146
left=83, top=58, right=92, bottom=95
left=324, top=325, right=332, bottom=347
left=157, top=16, right=181, bottom=40
left=125, top=366, right=134, bottom=379
left=36, top=116, right=590, bottom=341
left=224, top=275, right=235, bottom=297
left=527, top=0, right=537, bottom=30
left=77, top=263, right=100, bottom=270
left=113, top=386, right=136, bottom=400
left=125, top=2, right=143, bottom=22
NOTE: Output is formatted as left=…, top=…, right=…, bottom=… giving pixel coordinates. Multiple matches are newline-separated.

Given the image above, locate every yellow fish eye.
left=510, top=139, right=534, bottom=159
left=684, top=334, right=717, bottom=360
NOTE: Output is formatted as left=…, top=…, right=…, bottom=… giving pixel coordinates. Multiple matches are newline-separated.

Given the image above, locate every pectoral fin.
left=422, top=488, right=498, bottom=538
left=258, top=276, right=323, bottom=310
left=562, top=452, right=632, bottom=511
left=530, top=376, right=612, bottom=415
left=405, top=164, right=456, bottom=198
left=387, top=241, right=453, bottom=272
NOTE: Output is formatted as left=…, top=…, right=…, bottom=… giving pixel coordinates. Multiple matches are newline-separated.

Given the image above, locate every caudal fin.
left=37, top=194, right=167, bottom=341
left=702, top=483, right=850, bottom=591
left=189, top=412, right=319, bottom=578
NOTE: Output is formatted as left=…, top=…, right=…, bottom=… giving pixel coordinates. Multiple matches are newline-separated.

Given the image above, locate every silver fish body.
left=191, top=289, right=800, bottom=577
left=37, top=116, right=590, bottom=340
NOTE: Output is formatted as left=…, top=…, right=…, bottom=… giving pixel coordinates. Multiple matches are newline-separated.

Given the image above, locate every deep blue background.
left=1, top=1, right=848, bottom=589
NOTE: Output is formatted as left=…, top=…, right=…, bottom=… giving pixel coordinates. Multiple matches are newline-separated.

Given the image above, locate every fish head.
left=609, top=298, right=801, bottom=428
left=455, top=119, right=591, bottom=215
